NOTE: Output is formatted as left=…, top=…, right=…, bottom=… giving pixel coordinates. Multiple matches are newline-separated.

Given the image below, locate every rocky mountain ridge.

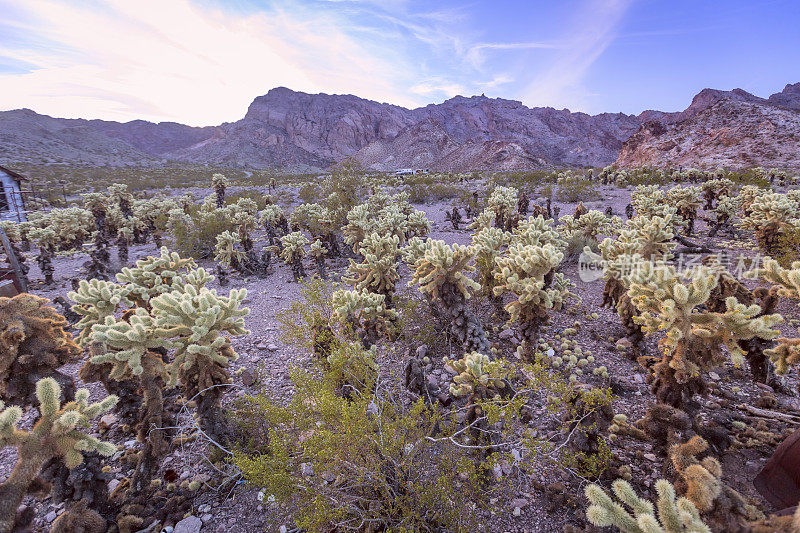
left=1, top=83, right=798, bottom=171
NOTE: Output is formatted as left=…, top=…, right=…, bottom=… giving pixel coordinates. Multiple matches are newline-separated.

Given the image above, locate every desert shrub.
left=297, top=181, right=322, bottom=204
left=556, top=172, right=600, bottom=202
left=232, top=369, right=485, bottom=532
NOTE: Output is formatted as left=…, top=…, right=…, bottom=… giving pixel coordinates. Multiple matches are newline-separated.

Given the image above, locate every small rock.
left=241, top=368, right=256, bottom=387
left=499, top=329, right=515, bottom=341
left=99, top=413, right=119, bottom=431
left=632, top=374, right=644, bottom=384
left=708, top=372, right=721, bottom=381
left=300, top=462, right=313, bottom=478
left=492, top=464, right=503, bottom=480
left=163, top=527, right=174, bottom=533
left=174, top=516, right=203, bottom=533
left=426, top=375, right=439, bottom=390
left=280, top=526, right=287, bottom=533
left=615, top=339, right=632, bottom=351
left=267, top=344, right=279, bottom=352
left=513, top=507, right=522, bottom=517
left=643, top=453, right=657, bottom=462
left=416, top=345, right=428, bottom=358
left=197, top=504, right=211, bottom=513
left=201, top=514, right=212, bottom=523
left=124, top=440, right=139, bottom=448
left=511, top=498, right=528, bottom=509
left=256, top=343, right=268, bottom=350
left=108, top=479, right=120, bottom=493
left=45, top=511, right=57, bottom=523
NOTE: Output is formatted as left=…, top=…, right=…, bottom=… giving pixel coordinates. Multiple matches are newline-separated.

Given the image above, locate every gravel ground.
left=4, top=182, right=800, bottom=532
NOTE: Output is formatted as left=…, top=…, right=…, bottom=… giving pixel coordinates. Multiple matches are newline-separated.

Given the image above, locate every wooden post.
left=0, top=227, right=27, bottom=293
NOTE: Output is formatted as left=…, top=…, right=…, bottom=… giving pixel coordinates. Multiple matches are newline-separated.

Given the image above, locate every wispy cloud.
left=0, top=0, right=434, bottom=123
left=0, top=0, right=634, bottom=122
left=522, top=0, right=633, bottom=111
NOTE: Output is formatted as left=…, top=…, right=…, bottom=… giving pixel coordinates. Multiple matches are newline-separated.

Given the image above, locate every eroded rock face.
left=616, top=96, right=800, bottom=170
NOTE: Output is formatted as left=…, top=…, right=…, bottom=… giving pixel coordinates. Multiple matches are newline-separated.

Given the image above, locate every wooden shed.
left=0, top=165, right=28, bottom=222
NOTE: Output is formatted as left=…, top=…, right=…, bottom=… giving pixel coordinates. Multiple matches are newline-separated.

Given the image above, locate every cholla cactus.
left=630, top=186, right=685, bottom=229
left=151, top=285, right=249, bottom=442
left=512, top=215, right=566, bottom=250
left=739, top=185, right=765, bottom=217
left=28, top=225, right=57, bottom=284
left=488, top=186, right=519, bottom=229
left=343, top=203, right=373, bottom=253
left=345, top=233, right=400, bottom=306
left=585, top=478, right=710, bottom=533
left=332, top=289, right=397, bottom=348
left=472, top=227, right=511, bottom=300
left=277, top=231, right=309, bottom=282
left=739, top=192, right=800, bottom=256
left=468, top=208, right=497, bottom=232
left=0, top=378, right=117, bottom=532
left=558, top=210, right=619, bottom=241
left=290, top=203, right=334, bottom=239
left=493, top=242, right=576, bottom=360
left=310, top=239, right=328, bottom=279
left=68, top=280, right=131, bottom=345
left=627, top=263, right=782, bottom=407
left=0, top=294, right=82, bottom=405
left=408, top=240, right=489, bottom=353
left=259, top=204, right=286, bottom=246
left=405, top=209, right=431, bottom=239
left=211, top=173, right=229, bottom=208
left=595, top=215, right=678, bottom=355
left=749, top=258, right=800, bottom=374
left=665, top=186, right=702, bottom=234
left=215, top=230, right=247, bottom=271
left=401, top=237, right=432, bottom=270
left=444, top=351, right=508, bottom=400
left=701, top=178, right=734, bottom=209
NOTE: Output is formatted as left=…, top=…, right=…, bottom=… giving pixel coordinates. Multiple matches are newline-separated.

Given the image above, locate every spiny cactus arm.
left=765, top=338, right=800, bottom=375
left=401, top=237, right=432, bottom=269
left=585, top=481, right=644, bottom=533
left=89, top=309, right=167, bottom=379
left=468, top=208, right=497, bottom=232
left=332, top=289, right=397, bottom=327
left=750, top=257, right=800, bottom=298
left=586, top=479, right=711, bottom=533
left=68, top=279, right=132, bottom=345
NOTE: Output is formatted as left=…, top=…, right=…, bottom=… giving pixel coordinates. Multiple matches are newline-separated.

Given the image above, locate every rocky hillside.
left=616, top=83, right=800, bottom=169
left=0, top=88, right=639, bottom=170
left=354, top=95, right=641, bottom=171
left=2, top=83, right=798, bottom=171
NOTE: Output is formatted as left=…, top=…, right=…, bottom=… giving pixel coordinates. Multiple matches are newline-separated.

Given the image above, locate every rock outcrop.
left=616, top=84, right=800, bottom=170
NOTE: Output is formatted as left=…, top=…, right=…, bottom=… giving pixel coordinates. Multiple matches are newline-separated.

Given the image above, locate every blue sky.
left=0, top=0, right=798, bottom=125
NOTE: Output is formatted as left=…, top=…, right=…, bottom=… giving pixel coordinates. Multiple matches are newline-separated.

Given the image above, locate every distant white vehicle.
left=394, top=168, right=414, bottom=176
